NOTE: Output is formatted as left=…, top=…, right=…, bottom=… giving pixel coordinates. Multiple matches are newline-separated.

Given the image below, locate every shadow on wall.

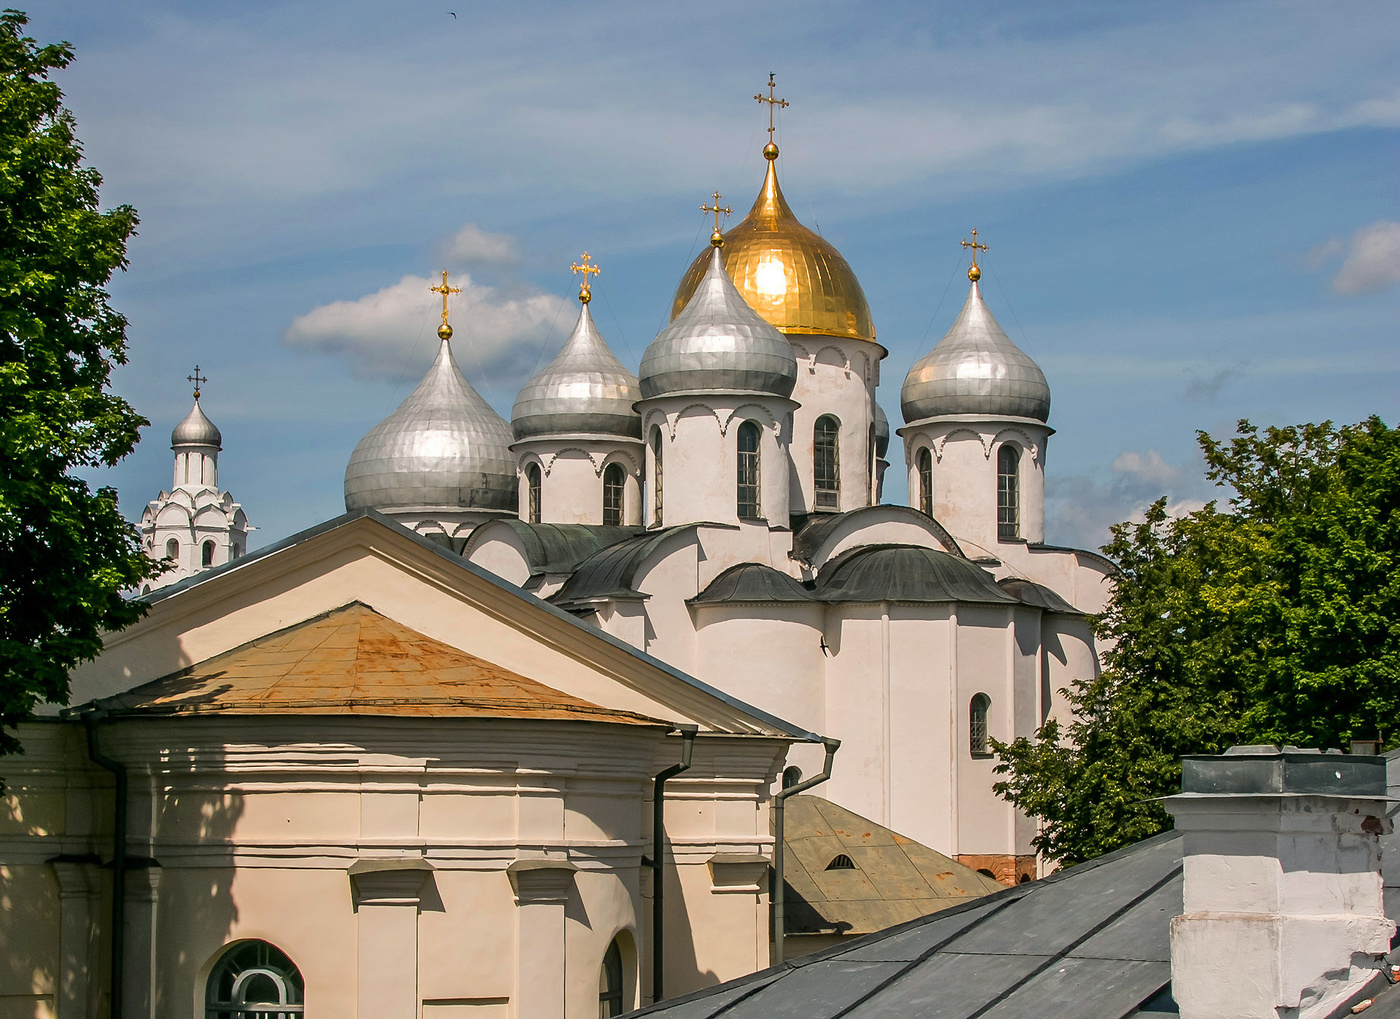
left=0, top=782, right=63, bottom=1016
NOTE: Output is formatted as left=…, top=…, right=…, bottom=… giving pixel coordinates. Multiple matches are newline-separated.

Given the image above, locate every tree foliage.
left=992, top=418, right=1400, bottom=865
left=0, top=10, right=161, bottom=756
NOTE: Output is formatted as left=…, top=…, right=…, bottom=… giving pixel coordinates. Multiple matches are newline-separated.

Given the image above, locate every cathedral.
left=0, top=87, right=1113, bottom=1019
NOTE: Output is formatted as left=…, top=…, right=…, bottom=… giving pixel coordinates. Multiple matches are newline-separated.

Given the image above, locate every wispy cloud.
left=1332, top=221, right=1400, bottom=295
left=1047, top=447, right=1212, bottom=550
left=441, top=224, right=519, bottom=269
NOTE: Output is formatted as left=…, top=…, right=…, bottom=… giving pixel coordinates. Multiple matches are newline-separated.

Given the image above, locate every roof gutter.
left=772, top=737, right=840, bottom=965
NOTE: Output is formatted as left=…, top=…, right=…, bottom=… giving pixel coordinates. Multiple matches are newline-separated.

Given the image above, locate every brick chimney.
left=1166, top=745, right=1395, bottom=1019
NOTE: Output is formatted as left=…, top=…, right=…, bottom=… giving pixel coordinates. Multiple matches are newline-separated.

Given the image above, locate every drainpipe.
left=772, top=737, right=840, bottom=966
left=648, top=724, right=697, bottom=1004
left=84, top=712, right=126, bottom=1019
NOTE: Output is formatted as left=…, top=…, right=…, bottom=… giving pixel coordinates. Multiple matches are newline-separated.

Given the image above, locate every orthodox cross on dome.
left=187, top=365, right=208, bottom=400
left=430, top=269, right=461, bottom=338
left=754, top=72, right=789, bottom=157
left=962, top=229, right=989, bottom=282
left=701, top=191, right=732, bottom=247
left=570, top=251, right=601, bottom=304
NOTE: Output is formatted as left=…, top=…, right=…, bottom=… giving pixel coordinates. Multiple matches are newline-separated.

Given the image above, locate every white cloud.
left=442, top=224, right=518, bottom=268
left=1047, top=448, right=1212, bottom=550
left=282, top=273, right=567, bottom=381
left=1110, top=449, right=1182, bottom=487
left=1332, top=221, right=1400, bottom=295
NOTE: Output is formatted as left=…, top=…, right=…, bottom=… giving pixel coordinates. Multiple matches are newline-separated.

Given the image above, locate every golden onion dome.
left=670, top=148, right=876, bottom=343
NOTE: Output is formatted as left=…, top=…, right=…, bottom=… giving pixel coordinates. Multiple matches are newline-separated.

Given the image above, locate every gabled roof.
left=629, top=831, right=1184, bottom=1018
left=782, top=796, right=1002, bottom=937
left=91, top=602, right=663, bottom=725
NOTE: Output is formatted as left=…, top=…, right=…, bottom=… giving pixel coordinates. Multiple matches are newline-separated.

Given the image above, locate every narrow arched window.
left=781, top=766, right=803, bottom=790
left=867, top=422, right=876, bottom=504
left=603, top=463, right=625, bottom=526
left=650, top=427, right=664, bottom=527
left=183, top=454, right=190, bottom=484
left=813, top=415, right=840, bottom=511
left=736, top=420, right=761, bottom=520
left=917, top=447, right=933, bottom=517
left=232, top=544, right=242, bottom=559
left=997, top=445, right=1020, bottom=541
left=202, top=540, right=216, bottom=567
left=970, top=693, right=991, bottom=756
left=525, top=463, right=542, bottom=524
left=205, top=940, right=304, bottom=1018
left=165, top=538, right=179, bottom=560
left=599, top=938, right=624, bottom=1018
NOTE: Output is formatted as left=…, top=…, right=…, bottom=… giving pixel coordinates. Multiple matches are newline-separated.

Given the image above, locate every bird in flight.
left=448, top=11, right=456, bottom=16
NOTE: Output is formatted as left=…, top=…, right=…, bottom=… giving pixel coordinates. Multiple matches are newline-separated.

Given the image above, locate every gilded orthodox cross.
left=962, top=229, right=989, bottom=281
left=570, top=251, right=601, bottom=304
left=430, top=269, right=461, bottom=327
left=187, top=365, right=207, bottom=400
left=754, top=72, right=789, bottom=142
left=701, top=191, right=732, bottom=246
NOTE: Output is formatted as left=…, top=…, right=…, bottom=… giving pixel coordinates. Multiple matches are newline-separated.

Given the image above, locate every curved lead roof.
left=172, top=399, right=222, bottom=449
left=901, top=281, right=1050, bottom=424
left=344, top=338, right=516, bottom=514
left=998, top=577, right=1082, bottom=614
left=688, top=562, right=815, bottom=606
left=472, top=521, right=644, bottom=578
left=512, top=302, right=642, bottom=440
left=874, top=402, right=890, bottom=459
left=816, top=544, right=1016, bottom=605
left=640, top=246, right=798, bottom=400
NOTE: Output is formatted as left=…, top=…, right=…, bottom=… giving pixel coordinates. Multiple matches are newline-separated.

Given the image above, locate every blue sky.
left=36, top=0, right=1400, bottom=551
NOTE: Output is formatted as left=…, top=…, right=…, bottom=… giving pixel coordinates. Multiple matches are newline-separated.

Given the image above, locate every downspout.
left=772, top=737, right=840, bottom=965
left=84, top=712, right=126, bottom=1019
left=649, top=724, right=697, bottom=1004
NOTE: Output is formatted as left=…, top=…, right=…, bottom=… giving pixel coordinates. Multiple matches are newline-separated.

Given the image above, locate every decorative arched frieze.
left=539, top=447, right=602, bottom=477
left=990, top=427, right=1041, bottom=463
left=722, top=403, right=780, bottom=435
left=937, top=428, right=992, bottom=460
left=599, top=448, right=642, bottom=478
left=673, top=402, right=725, bottom=437
left=516, top=450, right=547, bottom=478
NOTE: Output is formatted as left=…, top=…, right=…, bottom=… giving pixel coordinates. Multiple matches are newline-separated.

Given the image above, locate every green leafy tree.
left=0, top=10, right=161, bottom=757
left=992, top=418, right=1400, bottom=865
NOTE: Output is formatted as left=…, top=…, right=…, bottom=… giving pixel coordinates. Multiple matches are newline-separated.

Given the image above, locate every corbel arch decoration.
left=936, top=427, right=992, bottom=460
left=990, top=426, right=1042, bottom=464
left=723, top=403, right=780, bottom=435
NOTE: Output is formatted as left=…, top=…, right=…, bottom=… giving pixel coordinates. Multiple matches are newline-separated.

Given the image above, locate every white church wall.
left=802, top=512, right=962, bottom=574
left=954, top=605, right=1019, bottom=860
left=887, top=606, right=957, bottom=854
left=468, top=528, right=533, bottom=588
left=819, top=605, right=891, bottom=828
left=630, top=531, right=702, bottom=672
left=787, top=338, right=881, bottom=515
left=691, top=606, right=826, bottom=737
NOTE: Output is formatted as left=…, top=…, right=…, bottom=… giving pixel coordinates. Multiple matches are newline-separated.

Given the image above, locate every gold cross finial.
left=187, top=365, right=207, bottom=400
left=430, top=269, right=461, bottom=338
left=754, top=72, right=789, bottom=159
left=701, top=191, right=732, bottom=247
left=962, top=229, right=989, bottom=282
left=570, top=251, right=601, bottom=304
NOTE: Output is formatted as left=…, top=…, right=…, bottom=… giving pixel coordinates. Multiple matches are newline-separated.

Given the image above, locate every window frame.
left=650, top=427, right=664, bottom=527
left=602, top=462, right=626, bottom=526
left=970, top=693, right=992, bottom=756
left=917, top=447, right=933, bottom=517
left=813, top=415, right=841, bottom=512
left=996, top=444, right=1020, bottom=541
left=525, top=462, right=542, bottom=524
left=736, top=420, right=762, bottom=520
left=599, top=938, right=625, bottom=1018
left=205, top=940, right=304, bottom=1019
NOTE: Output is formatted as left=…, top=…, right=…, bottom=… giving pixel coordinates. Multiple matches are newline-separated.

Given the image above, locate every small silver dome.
left=874, top=402, right=889, bottom=458
left=345, top=338, right=516, bottom=514
left=171, top=400, right=222, bottom=449
left=640, top=246, right=797, bottom=400
left=901, top=282, right=1050, bottom=424
left=512, top=302, right=641, bottom=440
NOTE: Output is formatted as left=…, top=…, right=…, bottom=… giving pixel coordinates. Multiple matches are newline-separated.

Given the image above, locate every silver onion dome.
left=640, top=246, right=797, bottom=400
left=172, top=399, right=222, bottom=449
left=901, top=281, right=1050, bottom=424
left=344, top=337, right=516, bottom=514
left=874, top=402, right=890, bottom=459
left=512, top=302, right=641, bottom=440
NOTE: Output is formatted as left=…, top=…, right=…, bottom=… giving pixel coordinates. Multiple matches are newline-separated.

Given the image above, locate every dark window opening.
left=737, top=420, right=761, bottom=519
left=599, top=938, right=624, bottom=1018
left=917, top=447, right=933, bottom=517
left=970, top=693, right=991, bottom=756
left=603, top=463, right=625, bottom=526
left=165, top=538, right=179, bottom=560
left=205, top=940, right=304, bottom=1019
left=825, top=854, right=855, bottom=871
left=977, top=868, right=997, bottom=880
left=650, top=427, right=663, bottom=526
left=781, top=766, right=802, bottom=789
left=525, top=462, right=542, bottom=524
left=202, top=540, right=216, bottom=567
left=997, top=444, right=1020, bottom=541
left=814, top=415, right=840, bottom=511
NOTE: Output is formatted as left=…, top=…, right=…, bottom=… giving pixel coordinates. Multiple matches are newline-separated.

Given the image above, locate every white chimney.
left=1166, top=745, right=1395, bottom=1019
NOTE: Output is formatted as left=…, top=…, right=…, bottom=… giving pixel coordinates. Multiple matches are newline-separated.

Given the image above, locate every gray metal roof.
left=548, top=526, right=692, bottom=607
left=512, top=302, right=643, bottom=440
left=901, top=281, right=1051, bottom=425
left=816, top=545, right=1015, bottom=605
left=471, top=521, right=644, bottom=578
left=627, top=830, right=1184, bottom=1019
left=874, top=402, right=890, bottom=459
left=791, top=506, right=965, bottom=566
left=344, top=338, right=517, bottom=514
left=688, top=563, right=815, bottom=607
left=640, top=246, right=798, bottom=400
left=997, top=577, right=1083, bottom=615
left=171, top=399, right=222, bottom=448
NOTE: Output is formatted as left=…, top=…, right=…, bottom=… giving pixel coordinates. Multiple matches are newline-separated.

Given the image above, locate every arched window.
left=813, top=415, right=840, bottom=511
left=867, top=422, right=876, bottom=504
left=602, top=463, right=626, bottom=526
left=825, top=854, right=855, bottom=871
left=650, top=427, right=664, bottom=527
left=183, top=454, right=190, bottom=484
left=202, top=540, right=216, bottom=567
left=232, top=543, right=242, bottom=559
left=970, top=693, right=991, bottom=756
left=165, top=538, right=179, bottom=560
left=917, top=447, right=933, bottom=517
left=599, top=938, right=624, bottom=1018
left=997, top=444, right=1020, bottom=541
left=205, top=940, right=304, bottom=1018
left=525, top=463, right=542, bottom=524
left=736, top=420, right=761, bottom=520
left=781, top=766, right=803, bottom=790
